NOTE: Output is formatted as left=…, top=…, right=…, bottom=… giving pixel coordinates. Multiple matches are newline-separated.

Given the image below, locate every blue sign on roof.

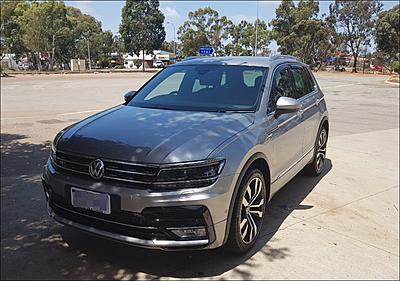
left=199, top=46, right=214, bottom=55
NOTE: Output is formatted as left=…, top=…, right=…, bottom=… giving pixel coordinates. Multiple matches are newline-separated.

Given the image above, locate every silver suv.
left=42, top=55, right=329, bottom=253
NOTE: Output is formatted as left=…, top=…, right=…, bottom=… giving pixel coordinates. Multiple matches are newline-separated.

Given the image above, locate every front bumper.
left=46, top=199, right=212, bottom=249
left=42, top=159, right=234, bottom=250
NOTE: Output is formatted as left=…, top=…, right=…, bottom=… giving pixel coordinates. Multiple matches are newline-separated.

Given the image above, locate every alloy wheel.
left=316, top=128, right=327, bottom=173
left=239, top=176, right=265, bottom=244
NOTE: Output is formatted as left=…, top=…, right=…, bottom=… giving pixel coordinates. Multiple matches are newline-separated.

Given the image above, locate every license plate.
left=71, top=187, right=111, bottom=215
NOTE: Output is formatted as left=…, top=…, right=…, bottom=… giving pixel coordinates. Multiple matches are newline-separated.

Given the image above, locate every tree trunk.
left=37, top=52, right=42, bottom=71
left=352, top=54, right=358, bottom=73
left=49, top=51, right=53, bottom=71
left=142, top=50, right=145, bottom=72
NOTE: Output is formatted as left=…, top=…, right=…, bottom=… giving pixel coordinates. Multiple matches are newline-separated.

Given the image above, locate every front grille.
left=52, top=150, right=159, bottom=185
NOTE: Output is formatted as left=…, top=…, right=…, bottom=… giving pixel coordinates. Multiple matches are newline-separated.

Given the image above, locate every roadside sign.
left=199, top=46, right=214, bottom=55
left=326, top=56, right=335, bottom=63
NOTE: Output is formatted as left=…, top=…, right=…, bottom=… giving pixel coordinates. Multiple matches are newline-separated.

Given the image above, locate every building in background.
left=123, top=50, right=175, bottom=69
left=0, top=54, right=19, bottom=70
left=70, top=59, right=86, bottom=72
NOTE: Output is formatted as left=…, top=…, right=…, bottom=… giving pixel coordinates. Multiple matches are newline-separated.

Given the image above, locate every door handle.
left=297, top=110, right=304, bottom=118
left=315, top=98, right=321, bottom=106
left=264, top=132, right=273, bottom=142
left=264, top=126, right=278, bottom=142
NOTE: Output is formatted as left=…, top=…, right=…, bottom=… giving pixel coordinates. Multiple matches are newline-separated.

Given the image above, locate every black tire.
left=226, top=168, right=267, bottom=254
left=306, top=125, right=328, bottom=176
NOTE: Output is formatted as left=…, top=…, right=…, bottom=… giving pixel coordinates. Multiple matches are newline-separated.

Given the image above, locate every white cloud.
left=69, top=1, right=97, bottom=16
left=161, top=7, right=180, bottom=19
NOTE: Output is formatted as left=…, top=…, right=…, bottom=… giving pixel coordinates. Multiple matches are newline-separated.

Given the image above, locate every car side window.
left=291, top=66, right=309, bottom=98
left=268, top=66, right=295, bottom=113
left=292, top=66, right=316, bottom=98
left=303, top=67, right=316, bottom=92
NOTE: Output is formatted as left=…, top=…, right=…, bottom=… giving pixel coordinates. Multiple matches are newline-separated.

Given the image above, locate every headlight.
left=153, top=159, right=225, bottom=189
left=50, top=124, right=73, bottom=160
left=50, top=136, right=59, bottom=161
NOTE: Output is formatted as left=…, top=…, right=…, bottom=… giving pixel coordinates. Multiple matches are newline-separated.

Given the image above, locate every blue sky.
left=67, top=0, right=399, bottom=52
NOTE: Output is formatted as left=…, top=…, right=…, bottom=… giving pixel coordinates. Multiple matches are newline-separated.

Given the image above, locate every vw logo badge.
left=89, top=159, right=104, bottom=180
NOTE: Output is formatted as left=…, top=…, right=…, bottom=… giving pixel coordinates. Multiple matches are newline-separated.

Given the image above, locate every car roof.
left=173, top=55, right=303, bottom=68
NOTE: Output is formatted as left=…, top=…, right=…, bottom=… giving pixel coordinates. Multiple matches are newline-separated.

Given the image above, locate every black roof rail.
left=269, top=55, right=301, bottom=62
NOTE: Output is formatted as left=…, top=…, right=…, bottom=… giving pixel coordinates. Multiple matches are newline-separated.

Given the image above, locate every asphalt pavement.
left=1, top=71, right=399, bottom=280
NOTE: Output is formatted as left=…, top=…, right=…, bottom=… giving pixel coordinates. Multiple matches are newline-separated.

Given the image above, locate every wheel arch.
left=222, top=152, right=271, bottom=245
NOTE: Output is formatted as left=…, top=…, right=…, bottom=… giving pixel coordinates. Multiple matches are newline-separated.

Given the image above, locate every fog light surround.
left=168, top=227, right=207, bottom=239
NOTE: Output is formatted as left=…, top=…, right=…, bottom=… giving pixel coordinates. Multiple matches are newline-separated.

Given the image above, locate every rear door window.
left=291, top=65, right=315, bottom=97
left=303, top=67, right=316, bottom=92
left=291, top=66, right=308, bottom=98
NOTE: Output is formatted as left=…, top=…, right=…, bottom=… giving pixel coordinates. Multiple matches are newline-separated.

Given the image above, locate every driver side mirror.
left=274, top=97, right=301, bottom=117
left=124, top=90, right=136, bottom=103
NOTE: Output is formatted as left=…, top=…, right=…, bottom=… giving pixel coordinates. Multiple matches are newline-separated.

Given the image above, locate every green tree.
left=161, top=41, right=174, bottom=53
left=0, top=0, right=29, bottom=59
left=66, top=6, right=114, bottom=68
left=271, top=0, right=335, bottom=65
left=161, top=40, right=181, bottom=56
left=375, top=5, right=399, bottom=62
left=119, top=0, right=165, bottom=71
left=329, top=0, right=383, bottom=72
left=225, top=20, right=271, bottom=56
left=112, top=34, right=126, bottom=56
left=17, top=1, right=75, bottom=70
left=67, top=6, right=100, bottom=67
left=178, top=7, right=231, bottom=57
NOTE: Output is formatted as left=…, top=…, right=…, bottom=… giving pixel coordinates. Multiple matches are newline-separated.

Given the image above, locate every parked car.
left=372, top=64, right=383, bottom=72
left=42, top=55, right=329, bottom=253
left=154, top=60, right=165, bottom=68
left=18, top=62, right=33, bottom=70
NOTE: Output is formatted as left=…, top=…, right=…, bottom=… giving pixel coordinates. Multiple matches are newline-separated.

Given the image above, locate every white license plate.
left=71, top=187, right=111, bottom=215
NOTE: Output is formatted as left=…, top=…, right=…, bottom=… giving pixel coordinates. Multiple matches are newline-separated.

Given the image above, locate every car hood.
left=57, top=105, right=254, bottom=163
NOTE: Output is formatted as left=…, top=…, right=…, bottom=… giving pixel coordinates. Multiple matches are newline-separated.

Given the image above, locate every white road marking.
left=59, top=109, right=101, bottom=116
left=321, top=82, right=364, bottom=90
left=1, top=109, right=102, bottom=120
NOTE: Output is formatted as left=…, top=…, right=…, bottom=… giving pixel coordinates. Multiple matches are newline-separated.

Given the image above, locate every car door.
left=264, top=64, right=305, bottom=190
left=291, top=65, right=321, bottom=155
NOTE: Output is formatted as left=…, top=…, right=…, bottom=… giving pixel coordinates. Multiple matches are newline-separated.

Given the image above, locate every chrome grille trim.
left=56, top=157, right=88, bottom=167
left=52, top=150, right=158, bottom=185
left=51, top=150, right=222, bottom=189
left=106, top=167, right=156, bottom=176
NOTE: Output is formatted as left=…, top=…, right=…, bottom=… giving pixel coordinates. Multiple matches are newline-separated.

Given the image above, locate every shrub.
left=392, top=61, right=400, bottom=73
left=133, top=59, right=142, bottom=69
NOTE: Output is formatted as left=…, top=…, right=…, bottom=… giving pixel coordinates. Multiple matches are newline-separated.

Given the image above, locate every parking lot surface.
left=1, top=72, right=399, bottom=280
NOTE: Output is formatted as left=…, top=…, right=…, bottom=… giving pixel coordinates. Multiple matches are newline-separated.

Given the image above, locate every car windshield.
left=128, top=64, right=268, bottom=112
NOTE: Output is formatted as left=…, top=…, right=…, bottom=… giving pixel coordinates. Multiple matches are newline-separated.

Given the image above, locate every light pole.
left=254, top=0, right=259, bottom=56
left=87, top=38, right=91, bottom=70
left=166, top=21, right=176, bottom=56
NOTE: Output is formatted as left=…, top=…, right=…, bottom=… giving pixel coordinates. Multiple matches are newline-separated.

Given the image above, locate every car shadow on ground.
left=1, top=133, right=332, bottom=280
